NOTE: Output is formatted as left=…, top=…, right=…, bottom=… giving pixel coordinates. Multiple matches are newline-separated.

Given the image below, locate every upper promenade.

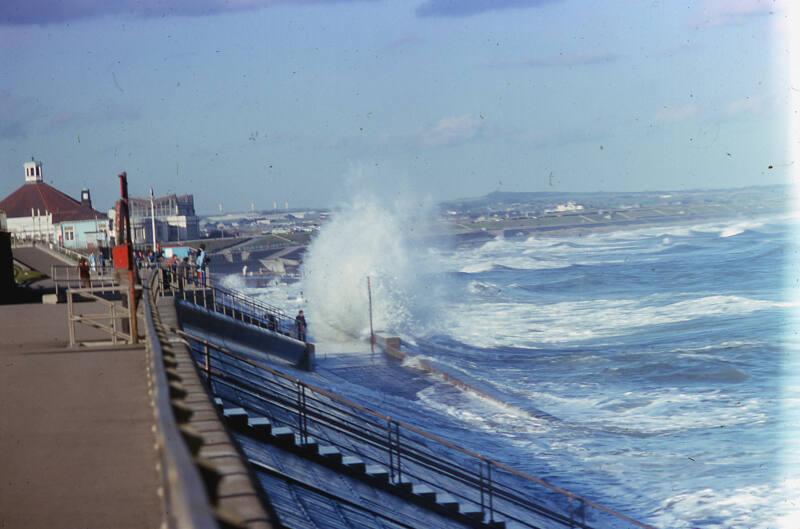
left=0, top=302, right=161, bottom=529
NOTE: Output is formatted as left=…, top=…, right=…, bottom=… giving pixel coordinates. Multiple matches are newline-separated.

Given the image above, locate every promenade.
left=0, top=302, right=162, bottom=529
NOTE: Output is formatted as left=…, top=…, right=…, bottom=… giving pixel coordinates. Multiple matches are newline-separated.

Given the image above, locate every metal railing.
left=47, top=242, right=87, bottom=262
left=66, top=285, right=141, bottom=346
left=51, top=264, right=118, bottom=299
left=157, top=264, right=295, bottom=338
left=142, top=269, right=220, bottom=529
left=182, top=329, right=656, bottom=529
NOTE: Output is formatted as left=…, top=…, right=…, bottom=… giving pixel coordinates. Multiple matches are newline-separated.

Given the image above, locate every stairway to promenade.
left=0, top=302, right=161, bottom=529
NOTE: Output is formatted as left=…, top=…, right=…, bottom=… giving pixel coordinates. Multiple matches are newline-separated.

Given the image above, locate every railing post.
left=204, top=343, right=211, bottom=379
left=111, top=303, right=118, bottom=345
left=479, top=460, right=485, bottom=519
left=487, top=460, right=494, bottom=523
left=395, top=422, right=402, bottom=482
left=67, top=290, right=75, bottom=346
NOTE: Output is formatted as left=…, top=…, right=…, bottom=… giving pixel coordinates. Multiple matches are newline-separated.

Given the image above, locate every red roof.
left=0, top=182, right=105, bottom=223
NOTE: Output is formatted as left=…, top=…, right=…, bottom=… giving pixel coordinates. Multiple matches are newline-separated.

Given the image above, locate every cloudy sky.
left=0, top=0, right=792, bottom=211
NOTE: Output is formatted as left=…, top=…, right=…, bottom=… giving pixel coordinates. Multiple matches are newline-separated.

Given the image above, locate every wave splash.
left=302, top=195, right=442, bottom=344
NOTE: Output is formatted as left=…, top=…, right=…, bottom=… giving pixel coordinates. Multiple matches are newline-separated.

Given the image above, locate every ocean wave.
left=653, top=481, right=800, bottom=529
left=444, top=295, right=794, bottom=348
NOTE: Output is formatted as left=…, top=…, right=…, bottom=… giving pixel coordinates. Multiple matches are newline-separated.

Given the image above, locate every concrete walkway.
left=13, top=246, right=74, bottom=274
left=0, top=303, right=162, bottom=529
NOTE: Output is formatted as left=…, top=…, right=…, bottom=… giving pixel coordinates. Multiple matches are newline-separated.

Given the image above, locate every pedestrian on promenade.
left=295, top=310, right=307, bottom=342
left=177, top=257, right=188, bottom=290
left=78, top=257, right=91, bottom=289
left=196, top=244, right=208, bottom=286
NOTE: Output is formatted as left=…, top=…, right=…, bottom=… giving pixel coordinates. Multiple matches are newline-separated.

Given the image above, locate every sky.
left=0, top=0, right=793, bottom=213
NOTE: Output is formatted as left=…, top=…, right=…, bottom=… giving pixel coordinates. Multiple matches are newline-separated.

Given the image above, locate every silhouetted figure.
left=267, top=314, right=277, bottom=332
left=295, top=310, right=307, bottom=342
left=78, top=257, right=91, bottom=289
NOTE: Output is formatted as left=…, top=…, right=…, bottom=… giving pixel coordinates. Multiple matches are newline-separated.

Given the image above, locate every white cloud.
left=420, top=114, right=482, bottom=147
left=725, top=95, right=766, bottom=116
left=655, top=103, right=699, bottom=123
left=694, top=0, right=783, bottom=28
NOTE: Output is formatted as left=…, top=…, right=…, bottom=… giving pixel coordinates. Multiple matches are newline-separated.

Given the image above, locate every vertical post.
left=395, top=422, right=402, bottom=482
left=150, top=187, right=157, bottom=251
left=204, top=343, right=210, bottom=379
left=387, top=419, right=395, bottom=482
left=119, top=172, right=139, bottom=344
left=67, top=291, right=75, bottom=346
left=367, top=276, right=375, bottom=354
left=479, top=460, right=485, bottom=518
left=111, top=303, right=118, bottom=344
left=487, top=461, right=494, bottom=523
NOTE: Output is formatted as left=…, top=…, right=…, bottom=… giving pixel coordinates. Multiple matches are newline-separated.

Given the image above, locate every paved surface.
left=13, top=246, right=74, bottom=274
left=0, top=302, right=162, bottom=529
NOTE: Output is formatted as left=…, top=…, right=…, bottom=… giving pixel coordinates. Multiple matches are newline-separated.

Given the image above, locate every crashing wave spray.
left=302, top=195, right=442, bottom=344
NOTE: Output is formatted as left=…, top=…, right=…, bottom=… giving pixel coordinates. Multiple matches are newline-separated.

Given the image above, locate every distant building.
left=545, top=201, right=585, bottom=214
left=0, top=159, right=107, bottom=249
left=109, top=193, right=199, bottom=246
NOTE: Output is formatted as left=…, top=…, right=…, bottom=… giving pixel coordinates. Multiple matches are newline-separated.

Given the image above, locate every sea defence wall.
left=143, top=271, right=276, bottom=529
left=176, top=299, right=315, bottom=370
left=375, top=334, right=557, bottom=421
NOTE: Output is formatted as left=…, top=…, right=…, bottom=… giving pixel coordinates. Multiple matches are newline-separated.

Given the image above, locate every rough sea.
left=228, top=212, right=799, bottom=528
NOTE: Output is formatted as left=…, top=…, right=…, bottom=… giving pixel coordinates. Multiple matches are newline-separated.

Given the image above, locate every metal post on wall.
left=367, top=276, right=375, bottom=354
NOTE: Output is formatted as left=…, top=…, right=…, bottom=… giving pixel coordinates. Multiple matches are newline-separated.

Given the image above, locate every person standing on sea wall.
left=295, top=310, right=307, bottom=342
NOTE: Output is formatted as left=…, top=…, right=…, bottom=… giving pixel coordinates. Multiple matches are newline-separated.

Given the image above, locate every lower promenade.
left=0, top=302, right=161, bottom=529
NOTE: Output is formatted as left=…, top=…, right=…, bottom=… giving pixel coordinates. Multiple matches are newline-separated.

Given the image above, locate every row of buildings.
left=0, top=159, right=199, bottom=251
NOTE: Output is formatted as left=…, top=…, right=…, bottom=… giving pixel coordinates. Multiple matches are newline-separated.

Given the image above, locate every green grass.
left=13, top=265, right=44, bottom=285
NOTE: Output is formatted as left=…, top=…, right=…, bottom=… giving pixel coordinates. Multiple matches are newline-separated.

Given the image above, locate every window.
left=63, top=226, right=74, bottom=241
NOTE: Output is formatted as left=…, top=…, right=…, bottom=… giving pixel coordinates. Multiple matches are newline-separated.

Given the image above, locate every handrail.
left=160, top=263, right=295, bottom=337
left=179, top=328, right=655, bottom=529
left=142, top=269, right=220, bottom=529
left=51, top=264, right=118, bottom=298
left=66, top=285, right=140, bottom=346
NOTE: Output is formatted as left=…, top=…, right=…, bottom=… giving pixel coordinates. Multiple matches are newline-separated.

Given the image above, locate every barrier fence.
left=157, top=264, right=295, bottom=338
left=51, top=265, right=118, bottom=299
left=181, top=329, right=656, bottom=529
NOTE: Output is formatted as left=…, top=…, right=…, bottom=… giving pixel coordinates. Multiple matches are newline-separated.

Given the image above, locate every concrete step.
left=393, top=475, right=414, bottom=493
left=459, top=505, right=484, bottom=521
left=222, top=407, right=249, bottom=431
left=317, top=445, right=343, bottom=464
left=341, top=455, right=366, bottom=473
left=364, top=464, right=389, bottom=484
left=295, top=435, right=318, bottom=455
left=271, top=426, right=295, bottom=445
left=435, top=493, right=459, bottom=513
left=247, top=416, right=272, bottom=436
left=411, top=484, right=437, bottom=503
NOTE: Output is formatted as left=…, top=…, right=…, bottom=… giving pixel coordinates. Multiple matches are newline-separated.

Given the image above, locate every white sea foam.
left=653, top=481, right=800, bottom=529
left=444, top=295, right=795, bottom=348
left=301, top=194, right=442, bottom=344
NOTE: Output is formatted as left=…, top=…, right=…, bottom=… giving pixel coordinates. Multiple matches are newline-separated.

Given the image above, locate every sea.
left=223, top=208, right=800, bottom=529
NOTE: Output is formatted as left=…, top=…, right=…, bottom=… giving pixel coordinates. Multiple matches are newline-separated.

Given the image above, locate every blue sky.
left=0, top=0, right=789, bottom=212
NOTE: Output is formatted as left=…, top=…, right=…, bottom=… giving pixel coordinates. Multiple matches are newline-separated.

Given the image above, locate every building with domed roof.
left=0, top=159, right=108, bottom=250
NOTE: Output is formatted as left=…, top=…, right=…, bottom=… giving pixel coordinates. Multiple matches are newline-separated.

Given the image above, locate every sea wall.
left=176, top=299, right=314, bottom=370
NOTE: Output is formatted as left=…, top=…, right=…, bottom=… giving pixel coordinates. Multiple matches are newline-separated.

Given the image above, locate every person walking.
left=294, top=310, right=307, bottom=342
left=78, top=257, right=91, bottom=289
